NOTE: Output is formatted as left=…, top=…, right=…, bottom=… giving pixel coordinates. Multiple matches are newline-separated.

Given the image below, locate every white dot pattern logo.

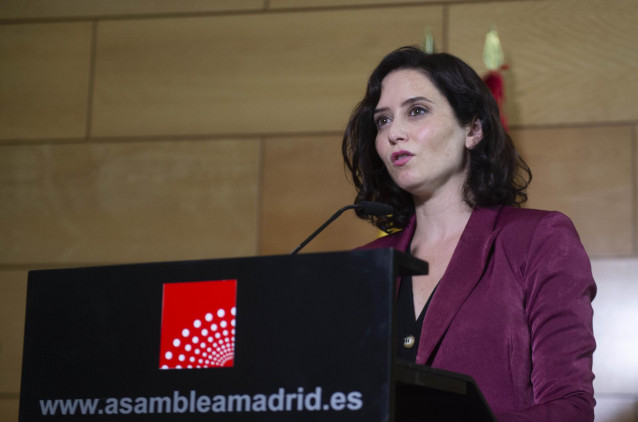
left=162, top=307, right=235, bottom=369
left=159, top=279, right=237, bottom=370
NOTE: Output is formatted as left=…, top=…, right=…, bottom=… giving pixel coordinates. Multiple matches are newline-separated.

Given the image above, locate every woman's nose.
left=387, top=119, right=407, bottom=144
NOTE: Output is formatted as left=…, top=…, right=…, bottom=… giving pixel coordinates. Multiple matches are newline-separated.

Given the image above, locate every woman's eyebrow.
left=403, top=96, right=434, bottom=106
left=374, top=96, right=435, bottom=115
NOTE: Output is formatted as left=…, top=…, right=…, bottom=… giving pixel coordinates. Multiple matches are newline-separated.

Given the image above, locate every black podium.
left=20, top=249, right=495, bottom=421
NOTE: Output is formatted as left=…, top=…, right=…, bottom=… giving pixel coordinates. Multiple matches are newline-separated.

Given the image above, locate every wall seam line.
left=255, top=137, right=266, bottom=255
left=85, top=20, right=98, bottom=141
left=442, top=3, right=449, bottom=52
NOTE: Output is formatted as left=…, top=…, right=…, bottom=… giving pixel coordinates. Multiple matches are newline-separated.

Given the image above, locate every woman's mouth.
left=391, top=151, right=414, bottom=166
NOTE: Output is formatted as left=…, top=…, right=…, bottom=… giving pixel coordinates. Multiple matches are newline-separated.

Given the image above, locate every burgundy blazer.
left=358, top=206, right=596, bottom=421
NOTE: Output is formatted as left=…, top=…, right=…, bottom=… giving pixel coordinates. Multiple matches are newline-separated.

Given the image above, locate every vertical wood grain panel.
left=635, top=125, right=638, bottom=256
left=594, top=396, right=638, bottom=422
left=91, top=6, right=444, bottom=137
left=0, top=23, right=92, bottom=140
left=514, top=126, right=633, bottom=256
left=591, top=258, right=638, bottom=422
left=0, top=398, right=19, bottom=422
left=591, top=259, right=638, bottom=394
left=260, top=136, right=379, bottom=255
left=448, top=0, right=638, bottom=126
left=0, top=139, right=260, bottom=265
left=0, top=271, right=27, bottom=395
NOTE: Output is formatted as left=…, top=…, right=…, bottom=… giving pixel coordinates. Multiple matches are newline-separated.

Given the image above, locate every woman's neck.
left=411, top=191, right=473, bottom=247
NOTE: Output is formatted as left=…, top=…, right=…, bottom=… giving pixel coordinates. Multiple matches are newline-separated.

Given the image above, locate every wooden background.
left=1, top=0, right=637, bottom=420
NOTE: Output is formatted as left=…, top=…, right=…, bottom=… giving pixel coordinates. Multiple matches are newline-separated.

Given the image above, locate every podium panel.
left=19, top=249, right=494, bottom=421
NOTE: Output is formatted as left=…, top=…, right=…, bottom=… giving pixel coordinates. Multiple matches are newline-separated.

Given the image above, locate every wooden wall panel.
left=0, top=139, right=260, bottom=265
left=595, top=396, right=638, bottom=422
left=448, top=0, right=638, bottom=126
left=90, top=6, right=444, bottom=138
left=591, top=259, right=638, bottom=422
left=0, top=23, right=91, bottom=140
left=0, top=0, right=263, bottom=20
left=260, top=136, right=379, bottom=255
left=0, top=270, right=26, bottom=394
left=513, top=126, right=634, bottom=257
left=0, top=398, right=19, bottom=422
left=591, top=259, right=638, bottom=395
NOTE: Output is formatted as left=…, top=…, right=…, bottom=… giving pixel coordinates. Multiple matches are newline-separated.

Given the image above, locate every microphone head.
left=358, top=201, right=393, bottom=216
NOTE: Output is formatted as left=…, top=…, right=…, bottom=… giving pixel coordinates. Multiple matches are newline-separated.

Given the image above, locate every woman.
left=342, top=46, right=596, bottom=421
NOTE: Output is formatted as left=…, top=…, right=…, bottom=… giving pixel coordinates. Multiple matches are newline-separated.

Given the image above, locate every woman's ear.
left=465, top=118, right=483, bottom=150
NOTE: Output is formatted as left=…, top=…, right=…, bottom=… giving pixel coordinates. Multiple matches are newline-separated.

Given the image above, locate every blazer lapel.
left=392, top=216, right=417, bottom=294
left=415, top=206, right=502, bottom=365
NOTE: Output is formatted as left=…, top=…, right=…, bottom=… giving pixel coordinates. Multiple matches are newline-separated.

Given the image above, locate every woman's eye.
left=410, top=106, right=427, bottom=117
left=375, top=116, right=389, bottom=128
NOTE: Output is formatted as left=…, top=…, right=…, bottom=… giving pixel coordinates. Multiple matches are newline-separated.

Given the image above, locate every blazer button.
left=403, top=335, right=415, bottom=349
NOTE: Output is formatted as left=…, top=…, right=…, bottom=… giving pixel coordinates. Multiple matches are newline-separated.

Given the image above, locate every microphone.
left=358, top=201, right=394, bottom=216
left=290, top=201, right=393, bottom=255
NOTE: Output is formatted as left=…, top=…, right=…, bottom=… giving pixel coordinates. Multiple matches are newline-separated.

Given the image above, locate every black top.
left=396, top=275, right=435, bottom=362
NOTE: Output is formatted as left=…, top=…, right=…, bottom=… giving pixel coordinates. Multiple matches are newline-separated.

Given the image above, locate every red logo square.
left=159, top=280, right=237, bottom=369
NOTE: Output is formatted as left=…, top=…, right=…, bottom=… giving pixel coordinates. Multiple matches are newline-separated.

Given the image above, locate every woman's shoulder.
left=495, top=206, right=576, bottom=232
left=490, top=206, right=584, bottom=256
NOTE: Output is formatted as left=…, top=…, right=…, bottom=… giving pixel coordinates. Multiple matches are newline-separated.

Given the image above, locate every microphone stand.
left=290, top=205, right=358, bottom=255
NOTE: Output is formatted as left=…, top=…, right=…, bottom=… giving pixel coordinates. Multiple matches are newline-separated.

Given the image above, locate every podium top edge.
left=26, top=248, right=428, bottom=277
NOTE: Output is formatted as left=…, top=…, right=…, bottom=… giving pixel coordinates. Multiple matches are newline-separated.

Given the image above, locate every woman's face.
left=373, top=68, right=482, bottom=201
